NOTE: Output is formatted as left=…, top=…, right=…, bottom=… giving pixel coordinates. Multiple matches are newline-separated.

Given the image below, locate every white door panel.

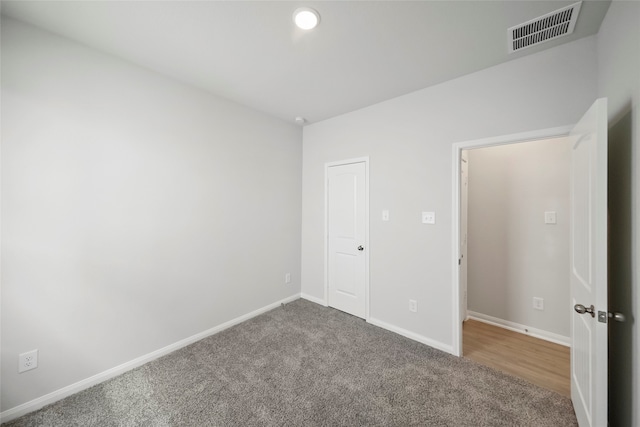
left=327, top=161, right=367, bottom=319
left=570, top=98, right=607, bottom=427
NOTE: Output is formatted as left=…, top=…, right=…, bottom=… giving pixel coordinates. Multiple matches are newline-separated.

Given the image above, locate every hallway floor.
left=463, top=319, right=570, bottom=397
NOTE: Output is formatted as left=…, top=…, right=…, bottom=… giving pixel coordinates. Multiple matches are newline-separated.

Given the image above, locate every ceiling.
left=1, top=1, right=611, bottom=124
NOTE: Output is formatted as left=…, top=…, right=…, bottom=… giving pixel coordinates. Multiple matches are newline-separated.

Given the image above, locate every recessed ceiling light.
left=293, top=7, right=320, bottom=30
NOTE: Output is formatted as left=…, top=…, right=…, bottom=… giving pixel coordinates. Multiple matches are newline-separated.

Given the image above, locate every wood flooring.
left=463, top=319, right=571, bottom=397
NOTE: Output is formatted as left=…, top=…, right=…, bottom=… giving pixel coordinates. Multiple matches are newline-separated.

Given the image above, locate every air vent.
left=508, top=1, right=582, bottom=53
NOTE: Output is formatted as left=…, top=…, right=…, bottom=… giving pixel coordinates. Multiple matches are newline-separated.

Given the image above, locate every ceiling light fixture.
left=293, top=7, right=320, bottom=30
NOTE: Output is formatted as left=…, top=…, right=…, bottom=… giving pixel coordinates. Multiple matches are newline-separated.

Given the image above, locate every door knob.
left=574, top=304, right=595, bottom=317
left=357, top=245, right=364, bottom=251
left=609, top=312, right=626, bottom=322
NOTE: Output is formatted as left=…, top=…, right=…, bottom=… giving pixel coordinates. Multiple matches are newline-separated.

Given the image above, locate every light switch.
left=382, top=210, right=389, bottom=221
left=545, top=211, right=557, bottom=224
left=422, top=211, right=435, bottom=224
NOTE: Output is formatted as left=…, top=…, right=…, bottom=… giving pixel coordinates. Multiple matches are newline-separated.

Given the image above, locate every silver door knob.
left=609, top=312, right=626, bottom=322
left=574, top=304, right=595, bottom=317
left=357, top=246, right=364, bottom=251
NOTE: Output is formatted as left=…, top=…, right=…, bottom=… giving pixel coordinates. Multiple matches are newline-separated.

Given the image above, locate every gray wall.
left=467, top=138, right=571, bottom=339
left=1, top=18, right=302, bottom=411
left=302, top=36, right=597, bottom=352
left=596, top=1, right=640, bottom=426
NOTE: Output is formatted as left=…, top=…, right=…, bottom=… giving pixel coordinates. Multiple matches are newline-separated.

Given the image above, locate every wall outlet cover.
left=19, top=349, right=38, bottom=373
left=422, top=212, right=436, bottom=224
left=533, top=297, right=544, bottom=310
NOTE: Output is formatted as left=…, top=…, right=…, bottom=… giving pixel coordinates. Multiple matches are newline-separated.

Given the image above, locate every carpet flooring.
left=4, top=299, right=577, bottom=426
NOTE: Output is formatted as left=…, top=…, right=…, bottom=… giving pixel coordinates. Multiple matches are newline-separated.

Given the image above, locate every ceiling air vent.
left=508, top=1, right=582, bottom=53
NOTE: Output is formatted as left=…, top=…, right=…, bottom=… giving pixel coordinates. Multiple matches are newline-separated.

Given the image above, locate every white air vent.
left=508, top=1, right=582, bottom=53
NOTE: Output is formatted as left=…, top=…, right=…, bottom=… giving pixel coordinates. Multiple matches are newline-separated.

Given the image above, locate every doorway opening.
left=452, top=126, right=573, bottom=396
left=452, top=99, right=609, bottom=425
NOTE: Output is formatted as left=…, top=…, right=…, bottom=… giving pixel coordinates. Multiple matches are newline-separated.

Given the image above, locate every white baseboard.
left=300, top=297, right=454, bottom=356
left=300, top=292, right=327, bottom=306
left=467, top=311, right=570, bottom=347
left=0, top=293, right=301, bottom=424
left=367, top=317, right=454, bottom=355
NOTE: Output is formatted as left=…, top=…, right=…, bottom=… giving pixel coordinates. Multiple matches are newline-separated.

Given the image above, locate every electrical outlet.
left=422, top=212, right=435, bottom=224
left=409, top=299, right=418, bottom=313
left=285, top=273, right=291, bottom=284
left=18, top=349, right=38, bottom=373
left=533, top=297, right=544, bottom=311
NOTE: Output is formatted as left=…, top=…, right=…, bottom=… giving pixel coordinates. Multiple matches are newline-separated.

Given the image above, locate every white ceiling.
left=1, top=1, right=611, bottom=124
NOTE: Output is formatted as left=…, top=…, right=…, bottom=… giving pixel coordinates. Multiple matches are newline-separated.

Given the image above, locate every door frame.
left=450, top=125, right=572, bottom=357
left=459, top=150, right=469, bottom=325
left=324, top=157, right=370, bottom=320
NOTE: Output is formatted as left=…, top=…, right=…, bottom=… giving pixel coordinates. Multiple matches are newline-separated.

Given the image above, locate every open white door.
left=570, top=98, right=607, bottom=427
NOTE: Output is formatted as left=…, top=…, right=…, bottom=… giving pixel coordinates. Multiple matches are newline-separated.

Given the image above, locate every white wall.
left=596, top=1, right=640, bottom=426
left=1, top=18, right=302, bottom=412
left=302, top=35, right=597, bottom=351
left=466, top=138, right=571, bottom=339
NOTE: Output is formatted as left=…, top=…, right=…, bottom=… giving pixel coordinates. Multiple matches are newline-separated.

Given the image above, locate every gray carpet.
left=5, top=299, right=577, bottom=426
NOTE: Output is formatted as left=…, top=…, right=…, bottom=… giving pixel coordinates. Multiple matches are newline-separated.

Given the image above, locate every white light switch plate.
left=544, top=211, right=557, bottom=224
left=382, top=210, right=389, bottom=221
left=422, top=211, right=435, bottom=224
